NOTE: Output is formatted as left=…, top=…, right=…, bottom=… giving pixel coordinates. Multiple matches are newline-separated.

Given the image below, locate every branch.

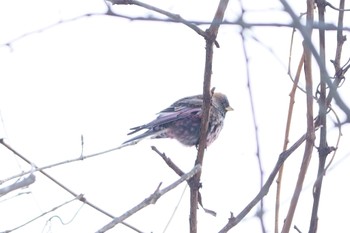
left=0, top=139, right=143, bottom=233
left=280, top=0, right=350, bottom=122
left=0, top=12, right=108, bottom=49
left=238, top=1, right=266, bottom=230
left=96, top=164, right=201, bottom=233
left=2, top=10, right=349, bottom=50
left=309, top=0, right=346, bottom=232
left=281, top=1, right=315, bottom=232
left=151, top=146, right=185, bottom=177
left=189, top=1, right=229, bottom=232
left=325, top=1, right=350, bottom=11
left=0, top=142, right=130, bottom=185
left=308, top=1, right=327, bottom=232
left=275, top=52, right=304, bottom=233
left=218, top=133, right=307, bottom=232
left=107, top=0, right=220, bottom=47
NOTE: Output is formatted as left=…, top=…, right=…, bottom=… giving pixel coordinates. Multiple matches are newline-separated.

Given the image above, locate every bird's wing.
left=127, top=105, right=202, bottom=136
left=123, top=106, right=202, bottom=145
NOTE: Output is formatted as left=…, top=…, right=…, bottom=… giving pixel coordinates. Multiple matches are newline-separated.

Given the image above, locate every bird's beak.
left=226, top=106, right=234, bottom=111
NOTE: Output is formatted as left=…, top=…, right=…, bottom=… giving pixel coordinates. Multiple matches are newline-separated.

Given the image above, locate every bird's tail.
left=122, top=130, right=154, bottom=145
left=122, top=128, right=167, bottom=145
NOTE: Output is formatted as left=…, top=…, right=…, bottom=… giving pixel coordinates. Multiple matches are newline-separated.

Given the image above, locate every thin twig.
left=0, top=143, right=128, bottom=185
left=325, top=1, right=350, bottom=11
left=238, top=1, right=265, bottom=230
left=151, top=146, right=185, bottom=176
left=275, top=52, right=304, bottom=233
left=162, top=185, right=188, bottom=233
left=294, top=225, right=303, bottom=233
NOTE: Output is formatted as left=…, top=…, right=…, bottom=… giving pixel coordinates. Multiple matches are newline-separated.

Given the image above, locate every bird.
left=123, top=92, right=233, bottom=147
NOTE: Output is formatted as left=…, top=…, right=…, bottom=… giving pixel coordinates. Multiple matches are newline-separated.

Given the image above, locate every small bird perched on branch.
left=123, top=92, right=233, bottom=147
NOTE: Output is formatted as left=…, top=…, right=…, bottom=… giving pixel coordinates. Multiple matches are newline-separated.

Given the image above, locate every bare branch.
left=308, top=1, right=327, bottom=232
left=189, top=1, right=229, bottom=232
left=309, top=0, right=347, bottom=232
left=325, top=1, right=350, bottom=12
left=218, top=133, right=307, bottom=232
left=275, top=52, right=304, bottom=233
left=0, top=139, right=143, bottom=233
left=280, top=0, right=350, bottom=122
left=96, top=164, right=201, bottom=233
left=2, top=9, right=349, bottom=50
left=107, top=0, right=220, bottom=47
left=281, top=1, right=316, bottom=232
left=151, top=146, right=185, bottom=177
left=238, top=1, right=266, bottom=230
left=0, top=142, right=127, bottom=185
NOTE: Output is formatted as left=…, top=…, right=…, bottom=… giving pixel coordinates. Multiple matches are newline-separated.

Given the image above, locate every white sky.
left=1, top=0, right=350, bottom=233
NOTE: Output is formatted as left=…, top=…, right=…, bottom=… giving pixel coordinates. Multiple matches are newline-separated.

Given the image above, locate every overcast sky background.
left=1, top=0, right=350, bottom=232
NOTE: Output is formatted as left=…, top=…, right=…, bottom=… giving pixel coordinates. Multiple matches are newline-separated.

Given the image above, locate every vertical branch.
left=189, top=38, right=213, bottom=233
left=237, top=1, right=265, bottom=231
left=239, top=27, right=266, bottom=233
left=281, top=0, right=315, bottom=232
left=310, top=0, right=346, bottom=232
left=309, top=1, right=327, bottom=232
left=275, top=52, right=304, bottom=233
left=189, top=1, right=229, bottom=233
